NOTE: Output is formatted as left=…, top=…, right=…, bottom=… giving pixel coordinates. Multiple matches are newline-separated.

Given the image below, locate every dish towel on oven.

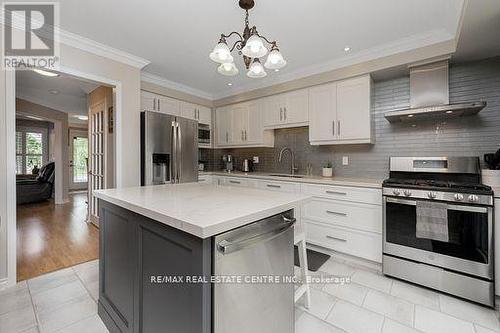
left=416, top=201, right=449, bottom=242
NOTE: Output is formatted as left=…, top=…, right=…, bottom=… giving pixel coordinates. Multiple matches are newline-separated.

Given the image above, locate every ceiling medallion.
left=209, top=0, right=286, bottom=78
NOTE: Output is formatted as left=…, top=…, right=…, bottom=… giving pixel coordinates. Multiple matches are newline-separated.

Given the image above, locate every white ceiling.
left=13, top=0, right=500, bottom=99
left=454, top=0, right=500, bottom=61
left=42, top=0, right=465, bottom=99
left=16, top=70, right=99, bottom=124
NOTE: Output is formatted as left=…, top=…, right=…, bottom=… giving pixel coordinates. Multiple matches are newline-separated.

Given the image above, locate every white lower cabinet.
left=221, top=177, right=256, bottom=188
left=216, top=175, right=383, bottom=263
left=305, top=221, right=382, bottom=263
left=302, top=198, right=381, bottom=233
left=254, top=179, right=300, bottom=193
left=198, top=175, right=213, bottom=184
left=301, top=183, right=382, bottom=263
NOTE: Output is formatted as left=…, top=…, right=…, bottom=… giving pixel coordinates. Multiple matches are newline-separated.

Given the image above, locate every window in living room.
left=16, top=129, right=48, bottom=175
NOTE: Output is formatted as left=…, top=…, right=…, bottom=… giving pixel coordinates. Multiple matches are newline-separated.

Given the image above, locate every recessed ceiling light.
left=33, top=69, right=59, bottom=77
left=407, top=114, right=414, bottom=118
left=227, top=83, right=232, bottom=86
left=344, top=46, right=351, bottom=52
left=74, top=115, right=88, bottom=121
left=48, top=89, right=59, bottom=95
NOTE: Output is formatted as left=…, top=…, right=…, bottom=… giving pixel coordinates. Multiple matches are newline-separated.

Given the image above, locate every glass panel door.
left=73, top=137, right=89, bottom=183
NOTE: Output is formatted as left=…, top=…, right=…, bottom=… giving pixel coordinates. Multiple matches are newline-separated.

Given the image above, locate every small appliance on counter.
left=242, top=159, right=254, bottom=172
left=484, top=149, right=500, bottom=170
left=483, top=149, right=500, bottom=191
left=222, top=155, right=234, bottom=173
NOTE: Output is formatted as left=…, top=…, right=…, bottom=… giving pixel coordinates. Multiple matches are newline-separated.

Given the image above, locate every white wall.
left=0, top=24, right=144, bottom=286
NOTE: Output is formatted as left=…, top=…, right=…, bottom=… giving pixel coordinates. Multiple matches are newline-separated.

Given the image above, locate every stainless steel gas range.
left=382, top=157, right=494, bottom=307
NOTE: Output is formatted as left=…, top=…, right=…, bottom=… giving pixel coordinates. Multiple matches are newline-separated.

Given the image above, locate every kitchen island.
left=94, top=182, right=310, bottom=333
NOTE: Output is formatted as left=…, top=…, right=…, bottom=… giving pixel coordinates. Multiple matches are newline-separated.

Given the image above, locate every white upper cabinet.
left=140, top=91, right=157, bottom=112
left=180, top=101, right=198, bottom=120
left=309, top=74, right=373, bottom=145
left=336, top=75, right=372, bottom=142
left=140, top=91, right=180, bottom=116
left=197, top=105, right=212, bottom=126
left=284, top=89, right=309, bottom=125
left=263, top=89, right=309, bottom=129
left=157, top=95, right=180, bottom=116
left=246, top=100, right=265, bottom=144
left=215, top=100, right=274, bottom=148
left=309, top=82, right=337, bottom=142
left=180, top=101, right=212, bottom=125
left=216, top=106, right=232, bottom=146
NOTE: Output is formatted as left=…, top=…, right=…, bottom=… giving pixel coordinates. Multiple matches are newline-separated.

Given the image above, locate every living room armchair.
left=17, top=161, right=55, bottom=205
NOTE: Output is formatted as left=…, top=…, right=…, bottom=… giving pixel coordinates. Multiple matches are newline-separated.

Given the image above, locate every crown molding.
left=211, top=29, right=456, bottom=100
left=141, top=72, right=214, bottom=100
left=58, top=29, right=150, bottom=69
left=2, top=9, right=150, bottom=69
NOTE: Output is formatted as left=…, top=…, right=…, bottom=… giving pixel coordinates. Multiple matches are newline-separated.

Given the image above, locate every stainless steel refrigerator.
left=141, top=111, right=198, bottom=185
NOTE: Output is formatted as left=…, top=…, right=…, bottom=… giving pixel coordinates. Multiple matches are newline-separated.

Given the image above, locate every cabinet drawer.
left=255, top=179, right=299, bottom=193
left=198, top=175, right=213, bottom=184
left=222, top=177, right=255, bottom=188
left=301, top=183, right=381, bottom=205
left=306, top=222, right=382, bottom=263
left=302, top=199, right=381, bottom=233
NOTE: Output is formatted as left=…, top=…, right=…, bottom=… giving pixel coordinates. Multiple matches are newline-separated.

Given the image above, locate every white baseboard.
left=0, top=278, right=10, bottom=292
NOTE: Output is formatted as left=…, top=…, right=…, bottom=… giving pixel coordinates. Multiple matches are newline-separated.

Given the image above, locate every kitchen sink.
left=268, top=174, right=305, bottom=179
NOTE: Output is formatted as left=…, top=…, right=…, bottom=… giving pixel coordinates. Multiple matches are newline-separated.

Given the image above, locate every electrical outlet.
left=342, top=156, right=349, bottom=166
left=253, top=156, right=259, bottom=163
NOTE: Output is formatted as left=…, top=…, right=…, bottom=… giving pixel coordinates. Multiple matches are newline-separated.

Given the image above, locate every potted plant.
left=322, top=161, right=333, bottom=177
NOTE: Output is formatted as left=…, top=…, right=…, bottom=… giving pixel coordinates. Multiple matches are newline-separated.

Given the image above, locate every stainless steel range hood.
left=384, top=60, right=486, bottom=123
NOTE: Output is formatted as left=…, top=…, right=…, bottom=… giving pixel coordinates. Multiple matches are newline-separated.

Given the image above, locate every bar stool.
left=294, top=206, right=311, bottom=308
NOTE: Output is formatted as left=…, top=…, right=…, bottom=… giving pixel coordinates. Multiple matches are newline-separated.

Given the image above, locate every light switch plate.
left=342, top=156, right=349, bottom=166
left=253, top=156, right=259, bottom=163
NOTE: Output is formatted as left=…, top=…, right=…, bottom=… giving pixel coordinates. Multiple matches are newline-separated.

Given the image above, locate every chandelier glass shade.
left=217, top=62, right=239, bottom=76
left=247, top=59, right=267, bottom=78
left=209, top=0, right=286, bottom=79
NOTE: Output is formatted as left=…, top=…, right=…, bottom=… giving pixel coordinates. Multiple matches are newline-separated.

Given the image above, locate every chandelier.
left=209, top=0, right=287, bottom=78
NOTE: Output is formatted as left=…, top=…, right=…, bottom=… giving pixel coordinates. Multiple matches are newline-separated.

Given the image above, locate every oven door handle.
left=385, top=197, right=489, bottom=213
left=386, top=197, right=416, bottom=205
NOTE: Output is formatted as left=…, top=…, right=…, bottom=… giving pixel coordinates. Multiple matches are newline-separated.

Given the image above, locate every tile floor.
left=295, top=257, right=500, bottom=333
left=1, top=256, right=499, bottom=333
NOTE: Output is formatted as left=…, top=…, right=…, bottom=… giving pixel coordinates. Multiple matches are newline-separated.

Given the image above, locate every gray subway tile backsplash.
left=201, top=57, right=500, bottom=179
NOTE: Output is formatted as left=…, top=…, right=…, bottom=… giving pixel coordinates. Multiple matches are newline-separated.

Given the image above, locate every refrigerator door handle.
left=177, top=121, right=182, bottom=182
left=171, top=121, right=177, bottom=183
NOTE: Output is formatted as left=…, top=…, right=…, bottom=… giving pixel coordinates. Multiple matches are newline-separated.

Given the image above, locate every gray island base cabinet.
left=98, top=200, right=212, bottom=333
left=97, top=199, right=295, bottom=333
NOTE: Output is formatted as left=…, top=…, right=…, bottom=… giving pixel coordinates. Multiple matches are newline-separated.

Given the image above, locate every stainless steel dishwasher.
left=213, top=210, right=296, bottom=333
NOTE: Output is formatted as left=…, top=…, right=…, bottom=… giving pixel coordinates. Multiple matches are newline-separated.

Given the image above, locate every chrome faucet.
left=278, top=147, right=298, bottom=176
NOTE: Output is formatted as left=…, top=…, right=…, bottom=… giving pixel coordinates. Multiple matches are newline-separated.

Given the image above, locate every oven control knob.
left=454, top=193, right=464, bottom=201
left=392, top=189, right=401, bottom=196
left=468, top=194, right=479, bottom=203
left=427, top=192, right=437, bottom=199
left=403, top=190, right=412, bottom=197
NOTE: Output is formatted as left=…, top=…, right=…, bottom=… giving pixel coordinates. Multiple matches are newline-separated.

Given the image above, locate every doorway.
left=14, top=70, right=116, bottom=281
left=69, top=129, right=89, bottom=191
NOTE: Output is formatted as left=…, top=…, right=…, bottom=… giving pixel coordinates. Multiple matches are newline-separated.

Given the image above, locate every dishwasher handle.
left=217, top=216, right=296, bottom=255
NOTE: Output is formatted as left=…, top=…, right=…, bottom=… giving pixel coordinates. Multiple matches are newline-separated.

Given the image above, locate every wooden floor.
left=16, top=192, right=99, bottom=281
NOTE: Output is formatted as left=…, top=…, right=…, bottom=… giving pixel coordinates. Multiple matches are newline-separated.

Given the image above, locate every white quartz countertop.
left=201, top=171, right=383, bottom=189
left=94, top=183, right=311, bottom=239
